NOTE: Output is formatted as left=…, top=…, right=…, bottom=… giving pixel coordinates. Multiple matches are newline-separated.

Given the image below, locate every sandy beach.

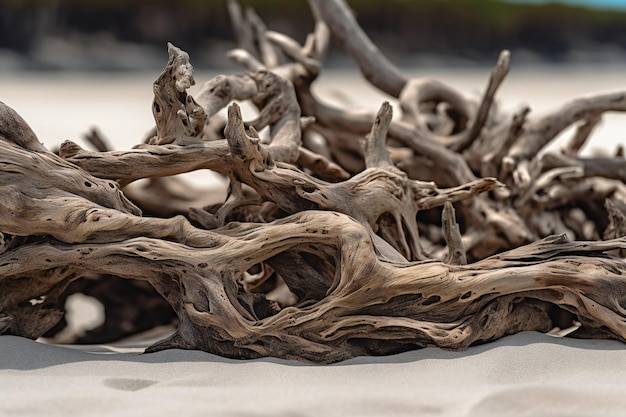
left=2, top=332, right=626, bottom=416
left=1, top=66, right=626, bottom=416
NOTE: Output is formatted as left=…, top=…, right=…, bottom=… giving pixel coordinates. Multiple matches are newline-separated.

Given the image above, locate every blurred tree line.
left=1, top=0, right=626, bottom=69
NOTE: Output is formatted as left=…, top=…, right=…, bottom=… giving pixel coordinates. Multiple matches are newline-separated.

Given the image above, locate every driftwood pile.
left=1, top=0, right=626, bottom=363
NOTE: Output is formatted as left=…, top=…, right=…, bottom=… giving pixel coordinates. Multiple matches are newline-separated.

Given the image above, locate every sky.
left=507, top=0, right=626, bottom=9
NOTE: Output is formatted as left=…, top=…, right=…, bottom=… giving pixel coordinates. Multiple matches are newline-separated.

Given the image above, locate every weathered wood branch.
left=2, top=210, right=625, bottom=363
left=2, top=0, right=626, bottom=364
left=62, top=94, right=498, bottom=263
left=542, top=152, right=626, bottom=183
left=442, top=202, right=467, bottom=265
left=149, top=43, right=206, bottom=145
left=505, top=92, right=626, bottom=187
left=309, top=0, right=407, bottom=97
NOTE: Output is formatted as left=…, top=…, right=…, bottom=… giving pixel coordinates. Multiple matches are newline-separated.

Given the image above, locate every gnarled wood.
left=2, top=1, right=626, bottom=363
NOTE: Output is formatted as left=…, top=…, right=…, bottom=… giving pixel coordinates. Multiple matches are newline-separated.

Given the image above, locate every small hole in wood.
left=423, top=295, right=441, bottom=306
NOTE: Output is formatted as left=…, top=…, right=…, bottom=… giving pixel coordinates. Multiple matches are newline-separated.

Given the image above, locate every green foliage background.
left=2, top=0, right=626, bottom=65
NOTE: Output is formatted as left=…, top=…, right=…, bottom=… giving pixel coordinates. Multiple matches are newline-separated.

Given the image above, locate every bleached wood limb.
left=506, top=91, right=626, bottom=187
left=0, top=100, right=48, bottom=152
left=397, top=54, right=510, bottom=153
left=461, top=103, right=525, bottom=171
left=455, top=50, right=510, bottom=152
left=3, top=211, right=626, bottom=362
left=474, top=199, right=535, bottom=246
left=65, top=101, right=495, bottom=261
left=266, top=30, right=320, bottom=75
left=83, top=127, right=111, bottom=152
left=299, top=88, right=478, bottom=185
left=474, top=105, right=530, bottom=178
left=246, top=6, right=282, bottom=68
left=189, top=179, right=259, bottom=229
left=309, top=0, right=407, bottom=97
left=60, top=139, right=231, bottom=186
left=442, top=203, right=467, bottom=265
left=226, top=102, right=498, bottom=260
left=398, top=78, right=472, bottom=148
left=563, top=114, right=602, bottom=157
left=309, top=122, right=365, bottom=174
left=297, top=147, right=350, bottom=181
left=533, top=177, right=626, bottom=211
left=310, top=1, right=508, bottom=155
left=604, top=199, right=626, bottom=258
left=227, top=3, right=327, bottom=86
left=149, top=43, right=206, bottom=146
left=362, top=101, right=396, bottom=171
left=244, top=70, right=302, bottom=164
left=227, top=0, right=257, bottom=59
left=225, top=2, right=476, bottom=187
left=542, top=152, right=626, bottom=183
left=516, top=165, right=584, bottom=208
left=227, top=48, right=266, bottom=72
left=195, top=73, right=258, bottom=118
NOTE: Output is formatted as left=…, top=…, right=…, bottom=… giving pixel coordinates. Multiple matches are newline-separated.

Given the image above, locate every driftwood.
left=2, top=0, right=626, bottom=363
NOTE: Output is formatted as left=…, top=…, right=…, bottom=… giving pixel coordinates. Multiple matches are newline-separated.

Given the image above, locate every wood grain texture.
left=1, top=0, right=626, bottom=363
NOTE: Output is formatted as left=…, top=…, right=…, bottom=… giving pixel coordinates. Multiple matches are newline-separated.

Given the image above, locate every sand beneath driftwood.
left=2, top=332, right=626, bottom=417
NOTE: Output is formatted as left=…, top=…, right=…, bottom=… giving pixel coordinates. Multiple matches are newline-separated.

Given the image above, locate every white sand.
left=1, top=67, right=626, bottom=416
left=2, top=332, right=626, bottom=416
